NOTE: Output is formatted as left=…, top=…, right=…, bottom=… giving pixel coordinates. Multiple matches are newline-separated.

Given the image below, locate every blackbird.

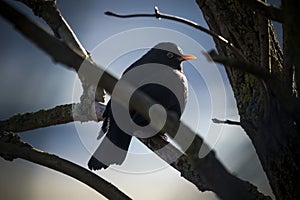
left=88, top=42, right=195, bottom=170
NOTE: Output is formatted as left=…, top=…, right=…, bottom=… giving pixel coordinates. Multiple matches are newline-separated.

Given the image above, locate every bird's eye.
left=166, top=52, right=174, bottom=58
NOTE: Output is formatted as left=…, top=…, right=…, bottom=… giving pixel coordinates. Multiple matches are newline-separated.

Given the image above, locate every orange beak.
left=179, top=54, right=197, bottom=61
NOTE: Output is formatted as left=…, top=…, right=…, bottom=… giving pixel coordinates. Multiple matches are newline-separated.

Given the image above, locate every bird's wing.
left=100, top=100, right=111, bottom=134
left=128, top=83, right=183, bottom=136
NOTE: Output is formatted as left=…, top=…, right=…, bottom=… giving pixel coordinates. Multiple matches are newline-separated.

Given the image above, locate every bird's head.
left=147, top=42, right=196, bottom=71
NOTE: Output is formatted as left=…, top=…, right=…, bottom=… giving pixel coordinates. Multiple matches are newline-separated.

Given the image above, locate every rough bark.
left=197, top=0, right=300, bottom=199
left=0, top=103, right=105, bottom=132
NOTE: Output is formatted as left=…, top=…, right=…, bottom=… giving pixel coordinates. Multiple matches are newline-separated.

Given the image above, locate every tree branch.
left=105, top=6, right=246, bottom=60
left=0, top=102, right=105, bottom=132
left=0, top=106, right=268, bottom=199
left=205, top=50, right=270, bottom=79
left=139, top=136, right=270, bottom=200
left=0, top=131, right=132, bottom=200
left=241, top=0, right=284, bottom=23
left=18, top=0, right=88, bottom=57
left=18, top=0, right=105, bottom=103
left=0, top=2, right=271, bottom=199
left=212, top=118, right=241, bottom=126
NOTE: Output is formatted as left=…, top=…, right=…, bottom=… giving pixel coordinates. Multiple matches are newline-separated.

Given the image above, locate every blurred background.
left=0, top=0, right=281, bottom=199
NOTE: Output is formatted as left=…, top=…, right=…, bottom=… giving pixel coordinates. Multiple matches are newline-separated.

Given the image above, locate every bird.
left=88, top=42, right=196, bottom=170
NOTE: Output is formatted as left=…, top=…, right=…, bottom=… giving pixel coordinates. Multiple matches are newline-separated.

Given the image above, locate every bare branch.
left=0, top=1, right=82, bottom=70
left=139, top=136, right=270, bottom=200
left=0, top=131, right=131, bottom=200
left=105, top=6, right=246, bottom=60
left=212, top=118, right=241, bottom=126
left=0, top=104, right=261, bottom=198
left=18, top=0, right=105, bottom=103
left=241, top=0, right=284, bottom=23
left=0, top=2, right=271, bottom=199
left=18, top=0, right=88, bottom=57
left=205, top=50, right=270, bottom=79
left=0, top=104, right=75, bottom=132
left=0, top=102, right=105, bottom=133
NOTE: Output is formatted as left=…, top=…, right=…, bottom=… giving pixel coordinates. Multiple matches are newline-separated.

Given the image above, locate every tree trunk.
left=196, top=0, right=300, bottom=199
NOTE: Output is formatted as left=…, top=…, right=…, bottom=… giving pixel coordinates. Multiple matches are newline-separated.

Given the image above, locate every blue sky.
left=0, top=0, right=281, bottom=199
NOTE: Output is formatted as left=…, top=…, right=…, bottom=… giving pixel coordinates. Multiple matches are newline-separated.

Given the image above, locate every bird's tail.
left=88, top=129, right=132, bottom=170
left=88, top=102, right=132, bottom=170
left=88, top=135, right=131, bottom=170
left=88, top=154, right=108, bottom=170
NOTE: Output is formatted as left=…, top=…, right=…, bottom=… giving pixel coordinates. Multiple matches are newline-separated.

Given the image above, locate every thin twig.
left=0, top=131, right=132, bottom=200
left=212, top=118, right=241, bottom=126
left=105, top=6, right=246, bottom=60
